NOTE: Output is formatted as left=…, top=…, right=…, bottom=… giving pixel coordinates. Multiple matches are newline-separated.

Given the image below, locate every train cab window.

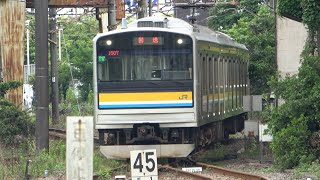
left=96, top=31, right=193, bottom=82
left=98, top=58, right=123, bottom=81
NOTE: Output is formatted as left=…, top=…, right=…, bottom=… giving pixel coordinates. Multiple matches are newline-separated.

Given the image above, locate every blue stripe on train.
left=99, top=103, right=193, bottom=108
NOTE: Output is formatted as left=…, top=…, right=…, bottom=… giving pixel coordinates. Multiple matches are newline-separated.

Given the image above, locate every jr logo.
left=179, top=94, right=188, bottom=100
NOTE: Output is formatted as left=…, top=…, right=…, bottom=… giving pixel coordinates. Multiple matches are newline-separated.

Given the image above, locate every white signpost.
left=130, top=149, right=158, bottom=180
left=66, top=116, right=93, bottom=180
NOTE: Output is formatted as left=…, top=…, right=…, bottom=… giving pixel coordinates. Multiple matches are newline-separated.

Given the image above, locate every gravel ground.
left=196, top=137, right=318, bottom=180
left=217, top=158, right=295, bottom=180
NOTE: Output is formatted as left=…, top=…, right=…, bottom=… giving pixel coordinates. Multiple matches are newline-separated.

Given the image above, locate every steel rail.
left=48, top=128, right=66, bottom=139
left=48, top=128, right=99, bottom=144
left=159, top=165, right=212, bottom=180
left=196, top=162, right=269, bottom=180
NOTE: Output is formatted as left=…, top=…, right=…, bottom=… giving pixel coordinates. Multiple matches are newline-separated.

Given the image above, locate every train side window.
left=228, top=57, right=232, bottom=111
left=209, top=57, right=213, bottom=114
left=218, top=56, right=223, bottom=115
left=220, top=56, right=224, bottom=115
left=240, top=62, right=245, bottom=107
left=202, top=56, right=207, bottom=115
left=224, top=57, right=228, bottom=114
left=226, top=57, right=230, bottom=113
left=231, top=58, right=234, bottom=111
left=234, top=58, right=238, bottom=109
left=236, top=59, right=241, bottom=108
left=229, top=57, right=232, bottom=111
left=214, top=57, right=218, bottom=116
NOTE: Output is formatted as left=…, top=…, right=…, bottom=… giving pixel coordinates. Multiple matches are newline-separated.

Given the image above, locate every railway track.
left=49, top=128, right=268, bottom=180
left=156, top=158, right=269, bottom=180
left=48, top=128, right=99, bottom=144
left=102, top=159, right=269, bottom=180
left=49, top=128, right=66, bottom=139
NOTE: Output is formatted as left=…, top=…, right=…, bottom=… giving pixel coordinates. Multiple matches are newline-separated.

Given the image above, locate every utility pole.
left=108, top=0, right=117, bottom=31
left=148, top=0, right=152, bottom=16
left=35, top=0, right=49, bottom=153
left=49, top=8, right=60, bottom=125
left=138, top=0, right=147, bottom=19
left=0, top=0, right=25, bottom=107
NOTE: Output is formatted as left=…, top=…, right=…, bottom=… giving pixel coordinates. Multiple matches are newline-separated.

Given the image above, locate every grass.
left=0, top=140, right=126, bottom=179
left=196, top=143, right=227, bottom=163
left=292, top=161, right=320, bottom=179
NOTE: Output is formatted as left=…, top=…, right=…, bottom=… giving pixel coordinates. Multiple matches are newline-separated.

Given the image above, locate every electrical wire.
left=61, top=30, right=82, bottom=116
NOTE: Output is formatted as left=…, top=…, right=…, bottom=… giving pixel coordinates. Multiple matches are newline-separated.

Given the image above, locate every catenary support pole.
left=49, top=8, right=60, bottom=125
left=35, top=0, right=49, bottom=153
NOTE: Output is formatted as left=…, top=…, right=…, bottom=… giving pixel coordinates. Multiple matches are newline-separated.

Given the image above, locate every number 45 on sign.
left=130, top=149, right=158, bottom=180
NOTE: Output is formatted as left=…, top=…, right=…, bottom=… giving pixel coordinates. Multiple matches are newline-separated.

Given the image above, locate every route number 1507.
left=130, top=149, right=158, bottom=180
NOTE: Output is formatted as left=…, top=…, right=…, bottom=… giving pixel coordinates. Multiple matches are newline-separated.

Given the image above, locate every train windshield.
left=96, top=31, right=193, bottom=81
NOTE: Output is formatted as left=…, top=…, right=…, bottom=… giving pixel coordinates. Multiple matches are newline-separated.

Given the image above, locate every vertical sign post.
left=67, top=116, right=93, bottom=180
left=130, top=149, right=158, bottom=180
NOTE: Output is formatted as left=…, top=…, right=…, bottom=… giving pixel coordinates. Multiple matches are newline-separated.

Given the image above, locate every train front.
left=93, top=27, right=196, bottom=159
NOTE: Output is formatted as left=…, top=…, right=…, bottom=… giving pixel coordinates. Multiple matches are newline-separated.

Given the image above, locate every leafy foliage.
left=228, top=5, right=276, bottom=94
left=270, top=115, right=312, bottom=169
left=277, top=0, right=303, bottom=21
left=267, top=55, right=320, bottom=168
left=0, top=81, right=22, bottom=97
left=58, top=15, right=98, bottom=101
left=208, top=0, right=261, bottom=31
left=267, top=0, right=320, bottom=167
left=208, top=4, right=241, bottom=31
left=0, top=81, right=34, bottom=145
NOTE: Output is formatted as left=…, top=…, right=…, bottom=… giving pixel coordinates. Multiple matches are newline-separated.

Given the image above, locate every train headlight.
left=106, top=40, right=112, bottom=46
left=177, top=39, right=183, bottom=44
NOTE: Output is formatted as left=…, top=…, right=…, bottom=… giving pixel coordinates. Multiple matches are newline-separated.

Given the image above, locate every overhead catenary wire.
left=61, top=30, right=82, bottom=116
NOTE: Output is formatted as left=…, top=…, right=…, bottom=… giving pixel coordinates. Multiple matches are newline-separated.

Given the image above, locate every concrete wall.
left=277, top=16, right=308, bottom=77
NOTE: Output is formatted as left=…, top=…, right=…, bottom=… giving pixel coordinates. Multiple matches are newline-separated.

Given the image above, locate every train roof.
left=127, top=16, right=247, bottom=51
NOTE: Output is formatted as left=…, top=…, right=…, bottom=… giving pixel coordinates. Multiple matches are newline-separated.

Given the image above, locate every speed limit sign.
left=130, top=149, right=158, bottom=180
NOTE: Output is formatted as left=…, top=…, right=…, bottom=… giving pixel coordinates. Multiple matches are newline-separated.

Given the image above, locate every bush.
left=271, top=116, right=312, bottom=169
left=267, top=55, right=320, bottom=169
left=0, top=98, right=34, bottom=146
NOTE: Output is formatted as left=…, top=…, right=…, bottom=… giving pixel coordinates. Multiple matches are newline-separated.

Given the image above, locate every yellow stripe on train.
left=99, top=91, right=193, bottom=102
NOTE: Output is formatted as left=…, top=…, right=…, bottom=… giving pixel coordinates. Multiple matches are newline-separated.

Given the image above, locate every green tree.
left=266, top=0, right=320, bottom=169
left=208, top=1, right=276, bottom=94
left=228, top=5, right=276, bottom=94
left=58, top=15, right=98, bottom=101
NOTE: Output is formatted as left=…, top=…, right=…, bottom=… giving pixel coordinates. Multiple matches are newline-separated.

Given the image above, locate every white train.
left=93, top=16, right=249, bottom=159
